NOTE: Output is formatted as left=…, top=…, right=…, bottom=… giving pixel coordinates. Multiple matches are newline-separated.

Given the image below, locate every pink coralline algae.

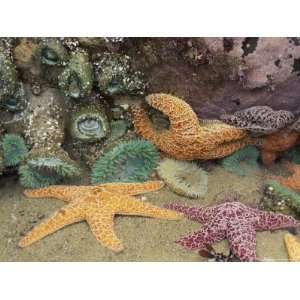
left=165, top=202, right=299, bottom=262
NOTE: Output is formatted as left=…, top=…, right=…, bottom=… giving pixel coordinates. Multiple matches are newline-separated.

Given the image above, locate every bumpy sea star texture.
left=220, top=106, right=295, bottom=135
left=165, top=202, right=299, bottom=261
left=284, top=233, right=300, bottom=262
left=260, top=129, right=299, bottom=166
left=131, top=93, right=251, bottom=160
left=270, top=162, right=300, bottom=193
left=19, top=181, right=183, bottom=252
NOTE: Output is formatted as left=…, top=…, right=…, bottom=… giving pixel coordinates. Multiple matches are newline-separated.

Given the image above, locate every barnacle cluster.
left=95, top=52, right=146, bottom=96
left=260, top=180, right=300, bottom=217
left=20, top=89, right=81, bottom=188
left=58, top=50, right=93, bottom=99
left=37, top=38, right=69, bottom=66
left=0, top=48, right=27, bottom=112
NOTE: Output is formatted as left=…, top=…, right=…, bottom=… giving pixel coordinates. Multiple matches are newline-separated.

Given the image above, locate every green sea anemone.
left=221, top=146, right=260, bottom=177
left=38, top=38, right=69, bottom=66
left=19, top=165, right=62, bottom=188
left=157, top=158, right=208, bottom=198
left=19, top=148, right=81, bottom=188
left=91, top=139, right=159, bottom=184
left=58, top=50, right=93, bottom=99
left=95, top=52, right=146, bottom=96
left=22, top=89, right=81, bottom=188
left=69, top=105, right=110, bottom=142
left=1, top=134, right=28, bottom=167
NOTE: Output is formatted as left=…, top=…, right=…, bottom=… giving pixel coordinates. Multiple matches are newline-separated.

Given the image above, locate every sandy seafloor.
left=0, top=162, right=296, bottom=262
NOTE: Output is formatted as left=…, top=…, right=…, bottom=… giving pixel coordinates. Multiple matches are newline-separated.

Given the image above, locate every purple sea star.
left=165, top=202, right=299, bottom=261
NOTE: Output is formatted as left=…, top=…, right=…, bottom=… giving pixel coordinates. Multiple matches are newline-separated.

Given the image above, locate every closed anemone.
left=106, top=77, right=123, bottom=96
left=70, top=105, right=109, bottom=142
left=91, top=139, right=159, bottom=184
left=39, top=38, right=68, bottom=66
left=58, top=50, right=93, bottom=99
left=41, top=48, right=60, bottom=65
left=157, top=158, right=208, bottom=199
left=96, top=53, right=145, bottom=96
left=1, top=83, right=27, bottom=112
left=67, top=73, right=81, bottom=98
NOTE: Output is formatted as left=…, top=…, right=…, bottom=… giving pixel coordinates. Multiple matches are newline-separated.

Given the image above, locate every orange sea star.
left=131, top=93, right=251, bottom=160
left=284, top=233, right=300, bottom=262
left=269, top=161, right=300, bottom=192
left=19, top=181, right=183, bottom=252
left=260, top=128, right=299, bottom=166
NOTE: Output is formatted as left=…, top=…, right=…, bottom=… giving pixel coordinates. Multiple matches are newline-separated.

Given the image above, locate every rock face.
left=136, top=38, right=300, bottom=120
left=191, top=77, right=300, bottom=119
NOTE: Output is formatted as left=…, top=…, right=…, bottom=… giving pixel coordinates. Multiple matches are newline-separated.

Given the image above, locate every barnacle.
left=157, top=158, right=208, bottom=198
left=69, top=104, right=110, bottom=142
left=21, top=89, right=81, bottom=188
left=1, top=134, right=28, bottom=167
left=91, top=139, right=159, bottom=184
left=0, top=52, right=27, bottom=112
left=221, top=146, right=260, bottom=177
left=0, top=52, right=17, bottom=100
left=58, top=50, right=93, bottom=99
left=38, top=38, right=69, bottom=66
left=95, top=52, right=146, bottom=96
left=261, top=180, right=300, bottom=217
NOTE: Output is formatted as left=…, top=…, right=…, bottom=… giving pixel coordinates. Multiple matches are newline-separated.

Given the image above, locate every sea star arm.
left=87, top=213, right=124, bottom=252
left=283, top=161, right=298, bottom=173
left=254, top=210, right=299, bottom=231
left=131, top=104, right=174, bottom=145
left=200, top=139, right=251, bottom=159
left=23, top=185, right=93, bottom=202
left=175, top=222, right=226, bottom=250
left=146, top=94, right=200, bottom=139
left=227, top=219, right=257, bottom=262
left=100, top=181, right=164, bottom=195
left=18, top=202, right=84, bottom=248
left=165, top=203, right=213, bottom=222
left=109, top=193, right=183, bottom=220
left=202, top=123, right=247, bottom=143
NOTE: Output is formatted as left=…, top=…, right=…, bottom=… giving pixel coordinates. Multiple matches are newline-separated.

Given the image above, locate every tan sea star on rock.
left=131, top=93, right=253, bottom=160
left=18, top=181, right=183, bottom=252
